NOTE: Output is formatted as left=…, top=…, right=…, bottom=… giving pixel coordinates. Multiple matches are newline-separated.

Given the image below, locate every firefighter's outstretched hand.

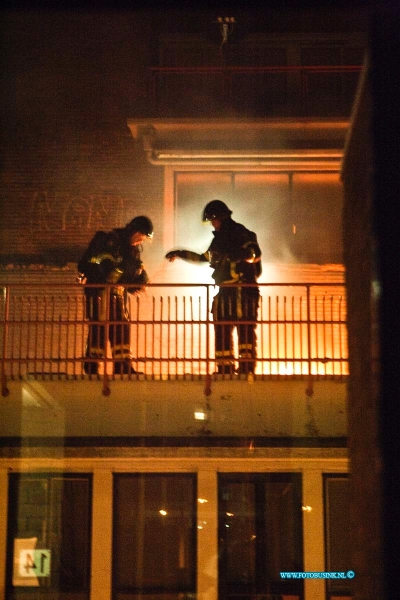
left=165, top=250, right=182, bottom=262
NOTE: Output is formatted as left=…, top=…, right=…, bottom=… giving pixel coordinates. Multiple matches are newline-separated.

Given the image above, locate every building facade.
left=0, top=6, right=369, bottom=600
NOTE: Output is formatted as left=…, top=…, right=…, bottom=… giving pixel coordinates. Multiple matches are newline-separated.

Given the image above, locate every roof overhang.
left=127, top=118, right=349, bottom=170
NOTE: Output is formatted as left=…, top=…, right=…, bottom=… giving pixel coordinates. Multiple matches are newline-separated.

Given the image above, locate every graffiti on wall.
left=29, top=191, right=129, bottom=234
left=30, top=191, right=52, bottom=231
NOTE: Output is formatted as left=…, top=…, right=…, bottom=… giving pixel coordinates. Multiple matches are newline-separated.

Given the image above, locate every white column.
left=197, top=469, right=218, bottom=600
left=302, top=468, right=325, bottom=600
left=0, top=469, right=8, bottom=600
left=90, top=469, right=113, bottom=600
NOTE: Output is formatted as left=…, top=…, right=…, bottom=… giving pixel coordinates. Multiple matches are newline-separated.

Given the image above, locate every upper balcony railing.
left=0, top=282, right=348, bottom=396
left=149, top=65, right=362, bottom=118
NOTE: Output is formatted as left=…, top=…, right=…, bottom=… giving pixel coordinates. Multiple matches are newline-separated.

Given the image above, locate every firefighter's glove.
left=132, top=259, right=144, bottom=276
left=137, top=269, right=150, bottom=285
left=127, top=270, right=150, bottom=295
left=165, top=250, right=185, bottom=262
left=106, top=267, right=124, bottom=283
left=208, top=251, right=222, bottom=265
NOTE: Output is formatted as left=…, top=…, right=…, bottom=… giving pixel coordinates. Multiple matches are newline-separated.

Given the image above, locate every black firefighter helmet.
left=127, top=216, right=154, bottom=238
left=202, top=200, right=232, bottom=223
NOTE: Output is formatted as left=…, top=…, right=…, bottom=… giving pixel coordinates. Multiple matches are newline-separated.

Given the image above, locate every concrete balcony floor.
left=0, top=375, right=347, bottom=444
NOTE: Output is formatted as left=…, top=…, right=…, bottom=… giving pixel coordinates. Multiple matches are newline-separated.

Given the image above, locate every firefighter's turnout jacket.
left=170, top=217, right=262, bottom=374
left=206, top=218, right=261, bottom=285
left=78, top=228, right=149, bottom=364
left=78, top=228, right=149, bottom=293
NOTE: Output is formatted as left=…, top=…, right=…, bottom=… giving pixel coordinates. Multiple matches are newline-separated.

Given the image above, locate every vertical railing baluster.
left=72, top=294, right=78, bottom=378
left=30, top=296, right=37, bottom=377
left=191, top=292, right=194, bottom=376
left=25, top=296, right=30, bottom=376
left=259, top=293, right=264, bottom=378
left=197, top=295, right=201, bottom=377
left=300, top=295, right=304, bottom=376
left=160, top=296, right=164, bottom=378
left=177, top=294, right=180, bottom=376
left=57, top=296, right=63, bottom=377
left=151, top=295, right=155, bottom=378
left=321, top=295, right=326, bottom=376
left=338, top=295, right=344, bottom=377
left=48, top=295, right=54, bottom=376
left=329, top=294, right=334, bottom=376
left=60, top=295, right=65, bottom=377
left=206, top=285, right=211, bottom=378
left=283, top=296, right=287, bottom=376
left=10, top=295, right=17, bottom=379
left=80, top=291, right=86, bottom=378
left=307, top=285, right=312, bottom=378
left=268, top=295, right=272, bottom=376
left=1, top=286, right=10, bottom=395
left=291, top=295, right=295, bottom=375
left=40, top=296, right=45, bottom=376
left=276, top=295, right=280, bottom=376
left=102, top=286, right=110, bottom=393
left=43, top=295, right=47, bottom=374
left=65, top=294, right=71, bottom=377
left=135, top=294, right=140, bottom=375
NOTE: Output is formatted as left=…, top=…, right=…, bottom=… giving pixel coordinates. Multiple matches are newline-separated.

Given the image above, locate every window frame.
left=167, top=166, right=344, bottom=264
left=218, top=471, right=304, bottom=600
left=323, top=473, right=352, bottom=599
left=6, top=472, right=92, bottom=600
left=112, top=472, right=198, bottom=600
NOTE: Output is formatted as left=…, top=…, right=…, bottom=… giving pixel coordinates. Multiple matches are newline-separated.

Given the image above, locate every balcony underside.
left=0, top=376, right=347, bottom=446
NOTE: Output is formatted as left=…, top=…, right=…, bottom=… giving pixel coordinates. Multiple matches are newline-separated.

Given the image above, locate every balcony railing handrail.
left=0, top=281, right=345, bottom=288
left=151, top=65, right=362, bottom=73
left=0, top=281, right=348, bottom=395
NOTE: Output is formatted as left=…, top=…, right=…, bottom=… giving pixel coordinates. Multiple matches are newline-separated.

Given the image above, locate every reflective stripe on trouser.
left=85, top=291, right=131, bottom=360
left=238, top=342, right=255, bottom=373
left=112, top=344, right=132, bottom=361
left=215, top=349, right=235, bottom=370
left=238, top=343, right=253, bottom=358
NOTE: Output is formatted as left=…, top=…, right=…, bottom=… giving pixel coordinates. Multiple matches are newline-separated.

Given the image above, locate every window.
left=113, top=473, right=197, bottom=600
left=175, top=171, right=343, bottom=266
left=218, top=473, right=303, bottom=600
left=324, top=475, right=351, bottom=599
left=6, top=473, right=92, bottom=600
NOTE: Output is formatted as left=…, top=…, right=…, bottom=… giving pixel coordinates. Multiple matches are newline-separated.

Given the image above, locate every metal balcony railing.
left=149, top=65, right=362, bottom=117
left=0, top=282, right=348, bottom=394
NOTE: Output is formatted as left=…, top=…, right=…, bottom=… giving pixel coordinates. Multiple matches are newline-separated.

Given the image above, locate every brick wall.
left=0, top=9, right=165, bottom=270
left=0, top=127, right=164, bottom=268
left=0, top=7, right=368, bottom=272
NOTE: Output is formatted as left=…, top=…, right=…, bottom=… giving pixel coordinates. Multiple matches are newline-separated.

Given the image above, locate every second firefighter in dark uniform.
left=78, top=216, right=153, bottom=375
left=166, top=200, right=261, bottom=374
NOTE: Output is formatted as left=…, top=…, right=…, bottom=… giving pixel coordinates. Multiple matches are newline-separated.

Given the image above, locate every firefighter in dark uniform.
left=165, top=200, right=261, bottom=374
left=78, top=216, right=153, bottom=375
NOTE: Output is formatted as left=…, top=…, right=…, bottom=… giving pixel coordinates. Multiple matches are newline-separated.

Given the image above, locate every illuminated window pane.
left=113, top=473, right=196, bottom=600
left=234, top=173, right=292, bottom=261
left=175, top=170, right=342, bottom=265
left=218, top=473, right=303, bottom=600
left=6, top=474, right=91, bottom=600
left=324, top=475, right=351, bottom=598
left=292, top=173, right=343, bottom=262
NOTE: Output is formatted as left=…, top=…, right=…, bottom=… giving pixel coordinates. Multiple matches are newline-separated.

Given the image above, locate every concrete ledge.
left=0, top=377, right=347, bottom=439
